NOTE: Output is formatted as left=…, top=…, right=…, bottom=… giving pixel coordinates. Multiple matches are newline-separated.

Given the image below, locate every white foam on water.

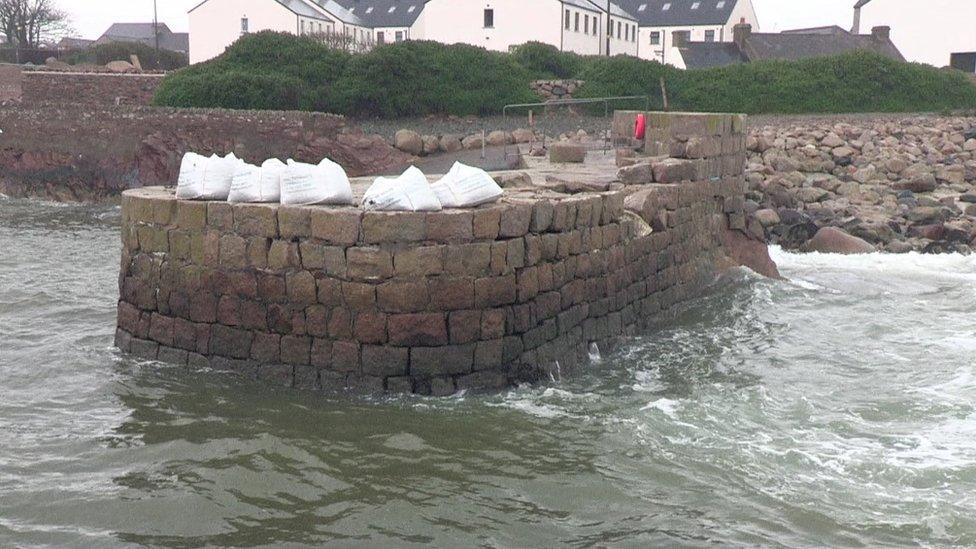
left=640, top=398, right=682, bottom=417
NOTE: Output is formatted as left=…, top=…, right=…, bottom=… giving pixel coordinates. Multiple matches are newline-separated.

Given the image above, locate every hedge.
left=153, top=31, right=976, bottom=117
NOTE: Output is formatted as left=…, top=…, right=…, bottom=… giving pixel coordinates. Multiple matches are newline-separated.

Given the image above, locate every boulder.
left=486, top=130, right=513, bottom=146
left=617, top=163, right=654, bottom=184
left=106, top=60, right=136, bottom=73
left=549, top=141, right=585, bottom=163
left=421, top=135, right=440, bottom=155
left=461, top=134, right=484, bottom=150
left=394, top=129, right=423, bottom=155
left=801, top=227, right=876, bottom=254
left=754, top=208, right=781, bottom=227
left=512, top=128, right=536, bottom=143
left=439, top=134, right=463, bottom=153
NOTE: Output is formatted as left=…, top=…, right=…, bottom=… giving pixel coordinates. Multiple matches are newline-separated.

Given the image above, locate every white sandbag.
left=227, top=162, right=261, bottom=203
left=227, top=159, right=283, bottom=203
left=362, top=166, right=442, bottom=212
left=280, top=158, right=354, bottom=206
left=197, top=153, right=240, bottom=200
left=175, top=152, right=207, bottom=199
left=258, top=158, right=285, bottom=203
left=430, top=162, right=503, bottom=208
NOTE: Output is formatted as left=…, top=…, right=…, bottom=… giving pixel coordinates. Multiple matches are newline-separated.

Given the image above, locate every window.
left=300, top=20, right=306, bottom=34
left=241, top=17, right=249, bottom=33
left=704, top=29, right=715, bottom=41
left=633, top=25, right=637, bottom=41
left=377, top=31, right=385, bottom=43
left=395, top=30, right=404, bottom=41
left=408, top=5, right=416, bottom=12
left=637, top=3, right=646, bottom=11
left=662, top=3, right=671, bottom=10
left=574, top=12, right=579, bottom=32
left=676, top=30, right=690, bottom=42
left=650, top=31, right=660, bottom=45
left=584, top=14, right=589, bottom=35
left=617, top=21, right=621, bottom=39
left=691, top=2, right=700, bottom=9
left=565, top=9, right=571, bottom=30
left=388, top=6, right=396, bottom=13
left=625, top=24, right=629, bottom=41
left=366, top=6, right=373, bottom=13
left=484, top=8, right=494, bottom=28
left=716, top=0, right=726, bottom=7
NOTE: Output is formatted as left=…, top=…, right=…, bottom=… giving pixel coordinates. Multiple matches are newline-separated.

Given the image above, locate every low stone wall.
left=0, top=105, right=411, bottom=201
left=114, top=111, right=769, bottom=395
left=531, top=79, right=584, bottom=101
left=21, top=71, right=164, bottom=107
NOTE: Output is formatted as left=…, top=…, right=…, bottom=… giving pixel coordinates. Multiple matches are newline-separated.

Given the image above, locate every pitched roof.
left=743, top=30, right=905, bottom=62
left=562, top=0, right=637, bottom=20
left=678, top=41, right=745, bottom=68
left=614, top=0, right=738, bottom=27
left=326, top=0, right=425, bottom=28
left=100, top=23, right=172, bottom=42
left=308, top=0, right=366, bottom=26
left=678, top=26, right=907, bottom=69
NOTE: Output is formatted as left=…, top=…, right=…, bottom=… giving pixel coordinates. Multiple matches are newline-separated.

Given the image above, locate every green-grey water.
left=2, top=198, right=975, bottom=548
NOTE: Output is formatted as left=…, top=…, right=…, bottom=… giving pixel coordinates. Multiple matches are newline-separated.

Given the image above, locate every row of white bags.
left=175, top=152, right=502, bottom=210
left=362, top=163, right=502, bottom=211
left=176, top=153, right=352, bottom=205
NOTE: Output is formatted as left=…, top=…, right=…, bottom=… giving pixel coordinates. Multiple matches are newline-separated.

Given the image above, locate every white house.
left=853, top=0, right=976, bottom=67
left=612, top=0, right=759, bottom=66
left=188, top=0, right=641, bottom=63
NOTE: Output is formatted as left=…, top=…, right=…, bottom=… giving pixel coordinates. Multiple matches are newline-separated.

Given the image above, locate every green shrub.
left=511, top=41, right=586, bottom=79
left=331, top=40, right=537, bottom=117
left=154, top=32, right=976, bottom=117
left=67, top=41, right=188, bottom=70
left=578, top=50, right=976, bottom=114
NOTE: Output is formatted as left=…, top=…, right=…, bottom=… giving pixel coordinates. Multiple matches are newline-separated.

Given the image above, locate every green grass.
left=153, top=31, right=976, bottom=117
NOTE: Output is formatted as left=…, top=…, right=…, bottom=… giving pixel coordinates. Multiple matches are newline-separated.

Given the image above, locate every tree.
left=0, top=0, right=69, bottom=48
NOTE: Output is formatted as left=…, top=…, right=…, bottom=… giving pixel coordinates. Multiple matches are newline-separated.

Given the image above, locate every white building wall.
left=859, top=0, right=976, bottom=66
left=420, top=0, right=563, bottom=52
left=561, top=6, right=603, bottom=54
left=604, top=15, right=640, bottom=56
left=189, top=0, right=298, bottom=64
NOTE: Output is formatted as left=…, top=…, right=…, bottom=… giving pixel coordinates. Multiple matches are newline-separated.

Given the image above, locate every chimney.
left=672, top=30, right=687, bottom=48
left=733, top=23, right=751, bottom=47
left=870, top=25, right=890, bottom=42
left=852, top=0, right=874, bottom=34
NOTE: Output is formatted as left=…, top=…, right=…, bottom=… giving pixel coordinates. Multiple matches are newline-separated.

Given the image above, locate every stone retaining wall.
left=114, top=111, right=762, bottom=395
left=0, top=66, right=163, bottom=107
left=21, top=71, right=164, bottom=107
left=531, top=79, right=584, bottom=101
left=0, top=105, right=411, bottom=201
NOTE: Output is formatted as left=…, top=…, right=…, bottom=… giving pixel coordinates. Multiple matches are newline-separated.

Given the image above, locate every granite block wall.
left=114, top=111, right=761, bottom=395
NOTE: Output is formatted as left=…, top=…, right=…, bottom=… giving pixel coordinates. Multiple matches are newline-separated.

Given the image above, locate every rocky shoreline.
left=385, top=113, right=976, bottom=255
left=745, top=115, right=976, bottom=254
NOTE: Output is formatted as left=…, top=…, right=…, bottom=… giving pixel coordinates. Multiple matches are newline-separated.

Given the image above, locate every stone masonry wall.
left=113, top=112, right=758, bottom=395
left=20, top=71, right=163, bottom=107
left=0, top=104, right=411, bottom=201
left=531, top=79, right=584, bottom=102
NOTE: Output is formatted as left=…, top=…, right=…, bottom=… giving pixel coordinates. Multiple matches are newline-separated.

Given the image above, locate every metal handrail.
left=502, top=95, right=652, bottom=118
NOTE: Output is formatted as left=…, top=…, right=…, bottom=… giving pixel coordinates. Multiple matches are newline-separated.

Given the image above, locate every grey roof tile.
left=614, top=0, right=738, bottom=27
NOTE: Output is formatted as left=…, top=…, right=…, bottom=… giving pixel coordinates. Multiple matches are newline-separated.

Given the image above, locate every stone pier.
left=114, top=111, right=774, bottom=395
